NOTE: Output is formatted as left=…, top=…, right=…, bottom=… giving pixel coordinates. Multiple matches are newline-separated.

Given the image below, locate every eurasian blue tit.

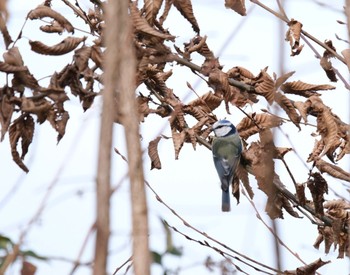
left=212, top=119, right=242, bottom=212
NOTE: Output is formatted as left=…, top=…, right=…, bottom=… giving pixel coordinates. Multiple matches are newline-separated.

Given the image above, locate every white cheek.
left=215, top=127, right=230, bottom=137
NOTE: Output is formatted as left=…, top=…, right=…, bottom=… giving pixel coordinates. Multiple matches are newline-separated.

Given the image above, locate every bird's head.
left=212, top=119, right=238, bottom=137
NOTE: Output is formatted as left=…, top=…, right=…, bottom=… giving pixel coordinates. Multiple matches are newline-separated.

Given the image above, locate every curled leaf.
left=171, top=129, right=186, bottom=159
left=225, top=0, right=246, bottom=16
left=9, top=114, right=35, bottom=173
left=253, top=68, right=275, bottom=104
left=142, top=0, right=163, bottom=26
left=173, top=0, right=200, bottom=33
left=285, top=19, right=304, bottom=56
left=28, top=5, right=74, bottom=33
left=74, top=46, right=92, bottom=72
left=130, top=2, right=175, bottom=41
left=148, top=136, right=162, bottom=169
left=29, top=36, right=87, bottom=56
left=275, top=92, right=301, bottom=130
left=0, top=62, right=27, bottom=73
left=0, top=91, right=14, bottom=141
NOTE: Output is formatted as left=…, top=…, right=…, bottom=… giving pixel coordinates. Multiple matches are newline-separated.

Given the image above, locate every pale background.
left=0, top=0, right=349, bottom=274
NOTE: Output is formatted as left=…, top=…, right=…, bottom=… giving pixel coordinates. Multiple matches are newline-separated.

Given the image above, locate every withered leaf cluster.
left=0, top=0, right=350, bottom=264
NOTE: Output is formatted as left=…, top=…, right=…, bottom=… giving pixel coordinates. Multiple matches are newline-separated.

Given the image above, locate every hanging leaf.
left=142, top=0, right=164, bottom=26
left=0, top=91, right=14, bottom=141
left=129, top=2, right=175, bottom=41
left=0, top=15, right=13, bottom=49
left=9, top=114, right=35, bottom=173
left=307, top=172, right=328, bottom=216
left=285, top=19, right=304, bottom=56
left=315, top=159, right=350, bottom=182
left=253, top=69, right=275, bottom=104
left=29, top=36, right=87, bottom=56
left=3, top=46, right=24, bottom=66
left=21, top=261, right=37, bottom=275
left=73, top=46, right=92, bottom=72
left=171, top=129, right=185, bottom=159
left=274, top=92, right=301, bottom=130
left=225, top=0, right=246, bottom=16
left=320, top=40, right=337, bottom=82
left=148, top=136, right=162, bottom=170
left=173, top=0, right=200, bottom=33
left=27, top=4, right=74, bottom=33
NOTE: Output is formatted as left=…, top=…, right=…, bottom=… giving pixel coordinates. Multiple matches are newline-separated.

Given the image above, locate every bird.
left=211, top=119, right=242, bottom=212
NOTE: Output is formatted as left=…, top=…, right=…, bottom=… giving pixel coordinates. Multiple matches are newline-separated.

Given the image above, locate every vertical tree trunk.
left=93, top=0, right=119, bottom=273
left=116, top=3, right=151, bottom=275
left=96, top=1, right=151, bottom=275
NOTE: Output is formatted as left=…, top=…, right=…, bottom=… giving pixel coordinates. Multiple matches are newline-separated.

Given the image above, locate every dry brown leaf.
left=274, top=71, right=295, bottom=90
left=273, top=147, right=293, bottom=159
left=274, top=92, right=301, bottom=130
left=186, top=91, right=222, bottom=113
left=284, top=258, right=330, bottom=275
left=173, top=0, right=200, bottom=33
left=317, top=108, right=339, bottom=160
left=0, top=13, right=12, bottom=49
left=281, top=80, right=335, bottom=97
left=237, top=164, right=254, bottom=199
left=3, top=47, right=24, bottom=66
left=0, top=91, right=13, bottom=141
left=9, top=114, right=34, bottom=173
left=130, top=2, right=175, bottom=41
left=148, top=136, right=162, bottom=169
left=315, top=158, right=350, bottom=182
left=208, top=68, right=249, bottom=109
left=47, top=109, right=69, bottom=143
left=159, top=0, right=173, bottom=26
left=227, top=66, right=255, bottom=81
left=74, top=46, right=92, bottom=72
left=21, top=97, right=52, bottom=123
left=320, top=41, right=337, bottom=82
left=28, top=4, right=74, bottom=33
left=29, top=36, right=87, bottom=56
left=21, top=261, right=37, bottom=275
left=293, top=101, right=309, bottom=122
left=225, top=0, right=246, bottom=16
left=285, top=19, right=304, bottom=56
left=315, top=199, right=350, bottom=258
left=143, top=0, right=164, bottom=26
left=336, top=134, right=350, bottom=161
left=296, top=183, right=306, bottom=206
left=307, top=139, right=324, bottom=163
left=137, top=94, right=156, bottom=122
left=236, top=113, right=283, bottom=139
left=253, top=69, right=275, bottom=104
left=307, top=172, right=328, bottom=216
left=244, top=131, right=282, bottom=219
left=0, top=62, right=27, bottom=73
left=172, top=129, right=186, bottom=159
left=91, top=44, right=103, bottom=69
left=40, top=20, right=64, bottom=34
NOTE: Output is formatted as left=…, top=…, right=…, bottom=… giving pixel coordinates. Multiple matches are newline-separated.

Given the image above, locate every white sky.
left=0, top=0, right=350, bottom=274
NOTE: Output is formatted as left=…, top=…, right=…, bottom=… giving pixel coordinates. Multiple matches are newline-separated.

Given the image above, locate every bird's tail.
left=222, top=190, right=230, bottom=212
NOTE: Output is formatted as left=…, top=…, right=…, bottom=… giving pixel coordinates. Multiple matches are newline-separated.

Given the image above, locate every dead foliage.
left=0, top=0, right=350, bottom=267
